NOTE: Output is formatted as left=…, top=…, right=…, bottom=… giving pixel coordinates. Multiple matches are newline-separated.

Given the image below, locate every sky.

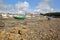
left=0, top=0, right=60, bottom=13
left=3, top=0, right=40, bottom=9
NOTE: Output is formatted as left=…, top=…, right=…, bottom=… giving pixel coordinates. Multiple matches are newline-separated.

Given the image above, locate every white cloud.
left=0, top=0, right=54, bottom=14
left=0, top=0, right=15, bottom=13
left=0, top=1, right=30, bottom=14
left=43, top=0, right=50, bottom=2
left=34, top=0, right=54, bottom=13
left=23, top=1, right=29, bottom=8
left=15, top=1, right=29, bottom=13
left=0, top=4, right=15, bottom=13
left=0, top=0, right=2, bottom=3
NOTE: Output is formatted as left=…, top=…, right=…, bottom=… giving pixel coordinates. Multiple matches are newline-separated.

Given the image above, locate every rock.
left=0, top=14, right=5, bottom=27
left=8, top=33, right=21, bottom=40
left=0, top=21, right=5, bottom=27
left=21, top=26, right=29, bottom=34
left=10, top=27, right=20, bottom=34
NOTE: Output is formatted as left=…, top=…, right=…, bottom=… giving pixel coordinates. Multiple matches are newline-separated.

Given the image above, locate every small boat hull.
left=14, top=16, right=26, bottom=20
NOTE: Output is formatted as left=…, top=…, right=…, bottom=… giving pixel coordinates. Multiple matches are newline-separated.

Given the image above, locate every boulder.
left=0, top=21, right=5, bottom=27
left=0, top=14, right=5, bottom=27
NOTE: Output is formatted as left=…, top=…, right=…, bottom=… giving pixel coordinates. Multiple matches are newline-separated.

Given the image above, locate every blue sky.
left=3, top=0, right=40, bottom=10
left=1, top=0, right=60, bottom=13
left=51, top=0, right=60, bottom=11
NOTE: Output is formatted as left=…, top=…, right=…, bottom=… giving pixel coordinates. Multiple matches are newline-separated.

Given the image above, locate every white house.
left=8, top=14, right=13, bottom=18
left=2, top=13, right=8, bottom=18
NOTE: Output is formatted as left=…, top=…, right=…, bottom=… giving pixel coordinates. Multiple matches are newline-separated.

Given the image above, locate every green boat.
left=14, top=15, right=26, bottom=20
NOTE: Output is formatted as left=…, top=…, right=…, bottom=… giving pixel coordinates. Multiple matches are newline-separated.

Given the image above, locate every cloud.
left=0, top=0, right=31, bottom=14
left=43, top=0, right=50, bottom=2
left=0, top=0, right=14, bottom=13
left=16, top=1, right=29, bottom=9
left=0, top=0, right=54, bottom=14
left=15, top=1, right=29, bottom=13
left=0, top=4, right=15, bottom=13
left=0, top=0, right=2, bottom=3
left=0, top=1, right=30, bottom=14
left=34, top=0, right=54, bottom=13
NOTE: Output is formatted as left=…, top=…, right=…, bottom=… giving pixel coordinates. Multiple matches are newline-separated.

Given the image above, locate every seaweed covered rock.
left=0, top=14, right=5, bottom=27
left=0, top=21, right=5, bottom=27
